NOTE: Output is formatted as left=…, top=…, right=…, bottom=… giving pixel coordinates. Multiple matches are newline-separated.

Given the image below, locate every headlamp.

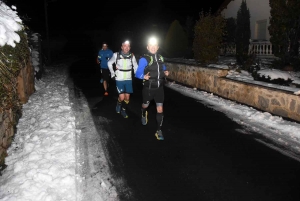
left=148, top=37, right=158, bottom=45
left=123, top=40, right=130, bottom=45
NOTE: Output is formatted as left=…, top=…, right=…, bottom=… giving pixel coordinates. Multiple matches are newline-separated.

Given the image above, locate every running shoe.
left=155, top=130, right=164, bottom=140
left=116, top=104, right=121, bottom=113
left=141, top=111, right=148, bottom=125
left=121, top=109, right=128, bottom=118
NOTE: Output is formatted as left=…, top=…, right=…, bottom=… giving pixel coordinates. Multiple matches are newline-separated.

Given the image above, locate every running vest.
left=114, top=51, right=135, bottom=81
left=143, top=53, right=165, bottom=88
left=116, top=52, right=134, bottom=71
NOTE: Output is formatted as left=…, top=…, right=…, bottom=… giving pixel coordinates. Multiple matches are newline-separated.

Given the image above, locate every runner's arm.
left=135, top=58, right=148, bottom=79
left=108, top=53, right=117, bottom=77
left=132, top=55, right=138, bottom=74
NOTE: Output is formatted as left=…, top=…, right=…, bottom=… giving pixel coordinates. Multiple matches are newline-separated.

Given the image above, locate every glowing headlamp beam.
left=148, top=37, right=158, bottom=45
left=123, top=40, right=130, bottom=45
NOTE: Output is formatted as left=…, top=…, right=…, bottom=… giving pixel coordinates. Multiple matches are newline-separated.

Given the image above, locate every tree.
left=163, top=20, right=188, bottom=58
left=269, top=0, right=300, bottom=69
left=193, top=10, right=225, bottom=64
left=235, top=0, right=251, bottom=65
left=183, top=16, right=195, bottom=58
left=224, top=17, right=236, bottom=43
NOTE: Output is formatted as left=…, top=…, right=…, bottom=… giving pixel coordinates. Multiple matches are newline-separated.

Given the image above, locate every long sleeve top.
left=97, top=48, right=113, bottom=69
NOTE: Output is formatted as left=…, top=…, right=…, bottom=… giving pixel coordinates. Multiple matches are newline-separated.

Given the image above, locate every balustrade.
left=220, top=41, right=274, bottom=56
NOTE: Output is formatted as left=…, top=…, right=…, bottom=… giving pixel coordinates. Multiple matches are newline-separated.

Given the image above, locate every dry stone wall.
left=0, top=59, right=35, bottom=167
left=0, top=109, right=14, bottom=167
left=17, top=58, right=35, bottom=103
left=166, top=62, right=300, bottom=123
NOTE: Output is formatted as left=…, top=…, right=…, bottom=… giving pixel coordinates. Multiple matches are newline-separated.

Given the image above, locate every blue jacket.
left=98, top=48, right=113, bottom=69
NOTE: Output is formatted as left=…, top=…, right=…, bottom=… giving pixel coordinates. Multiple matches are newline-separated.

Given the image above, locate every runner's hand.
left=144, top=72, right=150, bottom=80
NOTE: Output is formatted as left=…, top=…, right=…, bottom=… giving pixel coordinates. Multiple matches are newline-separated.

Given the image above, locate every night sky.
left=4, top=0, right=225, bottom=54
left=6, top=0, right=225, bottom=33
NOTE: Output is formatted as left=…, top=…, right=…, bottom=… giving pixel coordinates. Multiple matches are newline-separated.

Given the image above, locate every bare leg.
left=118, top=93, right=129, bottom=118
left=124, top=93, right=130, bottom=102
left=156, top=105, right=163, bottom=131
left=118, top=93, right=125, bottom=101
left=103, top=80, right=107, bottom=91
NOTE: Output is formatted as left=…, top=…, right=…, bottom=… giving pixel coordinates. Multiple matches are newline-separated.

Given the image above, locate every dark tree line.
left=269, top=0, right=300, bottom=70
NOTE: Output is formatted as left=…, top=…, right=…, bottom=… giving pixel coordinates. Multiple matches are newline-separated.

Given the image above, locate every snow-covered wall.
left=166, top=62, right=300, bottom=122
left=0, top=2, right=35, bottom=167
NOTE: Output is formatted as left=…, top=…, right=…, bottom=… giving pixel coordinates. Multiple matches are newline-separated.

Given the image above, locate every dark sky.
left=6, top=0, right=225, bottom=33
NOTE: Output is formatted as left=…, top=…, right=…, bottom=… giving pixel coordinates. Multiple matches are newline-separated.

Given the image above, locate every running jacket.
left=98, top=48, right=113, bottom=69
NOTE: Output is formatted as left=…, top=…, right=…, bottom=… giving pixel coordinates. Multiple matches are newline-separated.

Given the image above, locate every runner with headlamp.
left=135, top=37, right=169, bottom=140
left=108, top=40, right=138, bottom=118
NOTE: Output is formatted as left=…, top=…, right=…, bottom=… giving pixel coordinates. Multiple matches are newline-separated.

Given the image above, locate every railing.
left=248, top=41, right=273, bottom=56
left=219, top=41, right=274, bottom=57
left=219, top=43, right=236, bottom=56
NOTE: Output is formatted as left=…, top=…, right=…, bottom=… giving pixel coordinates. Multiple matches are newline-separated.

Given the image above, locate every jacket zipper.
left=155, top=54, right=160, bottom=87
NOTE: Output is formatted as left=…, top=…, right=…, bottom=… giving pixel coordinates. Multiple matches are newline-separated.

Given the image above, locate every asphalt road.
left=70, top=56, right=300, bottom=201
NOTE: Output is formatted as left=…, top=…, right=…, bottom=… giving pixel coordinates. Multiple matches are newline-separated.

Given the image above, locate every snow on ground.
left=0, top=60, right=120, bottom=201
left=1, top=57, right=300, bottom=201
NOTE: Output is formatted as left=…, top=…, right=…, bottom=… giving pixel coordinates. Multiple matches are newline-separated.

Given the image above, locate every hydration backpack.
left=115, top=52, right=134, bottom=67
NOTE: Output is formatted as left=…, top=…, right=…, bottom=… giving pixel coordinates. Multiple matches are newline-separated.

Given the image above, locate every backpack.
left=114, top=52, right=135, bottom=77
left=115, top=52, right=134, bottom=67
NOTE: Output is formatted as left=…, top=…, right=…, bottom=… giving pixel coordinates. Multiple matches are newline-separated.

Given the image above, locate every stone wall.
left=17, top=58, right=35, bottom=103
left=0, top=109, right=14, bottom=168
left=0, top=59, right=35, bottom=167
left=166, top=62, right=300, bottom=123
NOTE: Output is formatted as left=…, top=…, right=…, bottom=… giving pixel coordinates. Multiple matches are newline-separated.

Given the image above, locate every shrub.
left=256, top=75, right=293, bottom=86
left=193, top=10, right=225, bottom=64
left=0, top=29, right=30, bottom=114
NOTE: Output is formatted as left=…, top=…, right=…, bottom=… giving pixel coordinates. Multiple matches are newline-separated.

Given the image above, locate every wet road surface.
left=70, top=57, right=300, bottom=201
